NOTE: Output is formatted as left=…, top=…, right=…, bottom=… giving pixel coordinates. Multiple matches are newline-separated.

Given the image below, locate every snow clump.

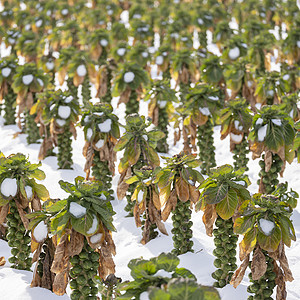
left=271, top=119, right=282, bottom=126
left=87, top=215, right=99, bottom=235
left=95, top=139, right=104, bottom=149
left=117, top=48, right=126, bottom=56
left=98, top=119, right=112, bottom=132
left=33, top=222, right=48, bottom=242
left=100, top=39, right=108, bottom=47
left=228, top=47, right=240, bottom=60
left=58, top=106, right=71, bottom=119
left=124, top=71, right=135, bottom=83
left=69, top=202, right=87, bottom=218
left=2, top=67, right=11, bottom=77
left=139, top=292, right=150, bottom=300
left=25, top=186, right=33, bottom=199
left=199, top=107, right=210, bottom=116
left=56, top=119, right=66, bottom=127
left=90, top=233, right=103, bottom=244
left=259, top=219, right=275, bottom=236
left=1, top=178, right=18, bottom=198
left=46, top=62, right=54, bottom=70
left=76, top=64, right=87, bottom=77
left=86, top=128, right=93, bottom=140
left=22, top=74, right=34, bottom=85
left=208, top=96, right=219, bottom=101
left=159, top=101, right=167, bottom=108
left=155, top=55, right=164, bottom=65
left=230, top=133, right=243, bottom=143
left=257, top=124, right=268, bottom=142
left=153, top=269, right=173, bottom=278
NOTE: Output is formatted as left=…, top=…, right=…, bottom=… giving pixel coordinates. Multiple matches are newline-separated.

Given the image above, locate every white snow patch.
left=259, top=219, right=275, bottom=236
left=100, top=39, right=108, bottom=47
left=267, top=90, right=274, bottom=97
left=141, top=52, right=148, bottom=58
left=283, top=74, right=290, bottom=81
left=98, top=119, right=112, bottom=132
left=22, top=74, right=34, bottom=85
left=86, top=128, right=93, bottom=140
left=142, top=134, right=148, bottom=141
left=289, top=109, right=294, bottom=118
left=257, top=124, right=268, bottom=142
left=117, top=48, right=126, bottom=56
left=297, top=41, right=300, bottom=48
left=58, top=106, right=71, bottom=119
left=124, top=71, right=135, bottom=83
left=230, top=133, right=243, bottom=143
left=64, top=96, right=73, bottom=103
left=233, top=180, right=246, bottom=186
left=95, top=139, right=104, bottom=149
left=69, top=202, right=86, bottom=218
left=33, top=222, right=48, bottom=242
left=25, top=186, right=33, bottom=199
left=153, top=269, right=173, bottom=278
left=1, top=67, right=11, bottom=77
left=199, top=107, right=210, bottom=116
left=46, top=62, right=54, bottom=70
left=256, top=118, right=263, bottom=125
left=87, top=215, right=98, bottom=235
left=56, top=119, right=66, bottom=127
left=90, top=233, right=103, bottom=244
left=271, top=119, right=282, bottom=126
left=37, top=78, right=44, bottom=87
left=139, top=292, right=150, bottom=300
left=35, top=19, right=43, bottom=27
left=197, top=18, right=204, bottom=25
left=61, top=9, right=68, bottom=15
left=207, top=96, right=219, bottom=101
left=159, top=101, right=167, bottom=109
left=76, top=65, right=87, bottom=77
left=228, top=47, right=240, bottom=60
left=1, top=178, right=18, bottom=198
left=137, top=191, right=144, bottom=203
left=155, top=55, right=164, bottom=65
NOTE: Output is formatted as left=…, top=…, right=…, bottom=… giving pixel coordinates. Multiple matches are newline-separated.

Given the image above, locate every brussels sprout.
left=83, top=260, right=93, bottom=270
left=73, top=265, right=83, bottom=275
left=70, top=255, right=80, bottom=265
left=229, top=249, right=236, bottom=257
left=263, top=288, right=273, bottom=297
left=218, top=279, right=226, bottom=288
left=70, top=290, right=81, bottom=300
left=8, top=257, right=17, bottom=264
left=81, top=286, right=91, bottom=296
left=79, top=252, right=89, bottom=260
left=221, top=235, right=229, bottom=242
left=250, top=283, right=260, bottom=293
left=214, top=259, right=222, bottom=268
left=76, top=275, right=87, bottom=285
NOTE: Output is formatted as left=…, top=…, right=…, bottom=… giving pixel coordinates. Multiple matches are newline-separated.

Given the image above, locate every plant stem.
left=57, top=125, right=73, bottom=169
left=3, top=85, right=16, bottom=125
left=125, top=90, right=139, bottom=116
left=233, top=135, right=249, bottom=172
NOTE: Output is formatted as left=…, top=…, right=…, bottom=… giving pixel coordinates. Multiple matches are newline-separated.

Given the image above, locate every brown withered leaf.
left=273, top=261, right=287, bottom=300
left=250, top=142, right=265, bottom=160
left=52, top=269, right=69, bottom=296
left=31, top=265, right=42, bottom=287
left=32, top=196, right=42, bottom=212
left=67, top=230, right=84, bottom=257
left=117, top=168, right=131, bottom=200
left=118, top=87, right=131, bottom=106
left=15, top=200, right=29, bottom=229
left=51, top=234, right=68, bottom=274
left=265, top=150, right=273, bottom=173
left=230, top=254, right=250, bottom=288
left=141, top=219, right=150, bottom=245
left=0, top=256, right=5, bottom=266
left=152, top=190, right=161, bottom=210
left=148, top=201, right=168, bottom=236
left=202, top=204, right=217, bottom=237
left=31, top=237, right=41, bottom=255
left=193, top=111, right=208, bottom=126
left=98, top=247, right=116, bottom=280
left=175, top=177, right=189, bottom=202
left=161, top=190, right=177, bottom=222
left=73, top=73, right=84, bottom=87
left=251, top=247, right=267, bottom=280
left=189, top=185, right=200, bottom=204
left=0, top=203, right=9, bottom=224
left=134, top=204, right=142, bottom=228
left=258, top=178, right=266, bottom=194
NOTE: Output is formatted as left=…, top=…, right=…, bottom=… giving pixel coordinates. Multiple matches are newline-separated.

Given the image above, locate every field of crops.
left=0, top=0, right=299, bottom=299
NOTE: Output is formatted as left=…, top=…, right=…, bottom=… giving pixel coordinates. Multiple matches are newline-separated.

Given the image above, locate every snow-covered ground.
left=0, top=102, right=299, bottom=299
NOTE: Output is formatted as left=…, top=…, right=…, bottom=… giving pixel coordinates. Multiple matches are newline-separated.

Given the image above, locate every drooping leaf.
left=216, top=189, right=238, bottom=220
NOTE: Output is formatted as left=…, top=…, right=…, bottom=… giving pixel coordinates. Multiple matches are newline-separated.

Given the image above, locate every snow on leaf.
left=124, top=71, right=135, bottom=83
left=69, top=202, right=86, bottom=218
left=228, top=47, right=240, bottom=60
left=257, top=124, right=268, bottom=142
left=98, top=119, right=112, bottom=132
left=230, top=133, right=243, bottom=143
left=58, top=106, right=71, bottom=119
left=156, top=55, right=164, bottom=65
left=90, top=233, right=103, bottom=244
left=87, top=214, right=99, bottom=235
left=1, top=178, right=18, bottom=198
left=33, top=222, right=48, bottom=242
left=271, top=119, right=282, bottom=126
left=22, top=74, right=34, bottom=85
left=1, top=67, right=11, bottom=77
left=76, top=65, right=87, bottom=77
left=259, top=219, right=275, bottom=236
left=25, top=185, right=33, bottom=199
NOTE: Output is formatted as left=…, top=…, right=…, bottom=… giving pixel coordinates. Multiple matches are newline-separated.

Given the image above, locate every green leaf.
left=201, top=286, right=221, bottom=300
left=30, top=169, right=46, bottom=180
left=174, top=268, right=196, bottom=280
left=128, top=259, right=157, bottom=280
left=150, top=253, right=179, bottom=272
left=277, top=215, right=295, bottom=247
left=204, top=182, right=228, bottom=205
left=167, top=278, right=204, bottom=300
left=91, top=203, right=116, bottom=232
left=216, top=188, right=238, bottom=219
left=0, top=195, right=9, bottom=206
left=149, top=289, right=171, bottom=300
left=148, top=130, right=165, bottom=142
left=126, top=175, right=139, bottom=185
left=257, top=224, right=282, bottom=252
left=234, top=215, right=255, bottom=235
left=71, top=211, right=94, bottom=236
left=33, top=182, right=49, bottom=201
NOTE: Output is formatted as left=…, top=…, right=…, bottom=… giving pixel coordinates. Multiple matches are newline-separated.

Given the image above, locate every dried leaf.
left=52, top=269, right=69, bottom=296
left=161, top=190, right=177, bottom=222
left=51, top=234, right=69, bottom=274
left=134, top=204, right=142, bottom=228
left=152, top=190, right=161, bottom=210
left=0, top=203, right=9, bottom=224
left=202, top=204, right=217, bottom=237
left=273, top=261, right=287, bottom=300
left=117, top=168, right=131, bottom=200
left=67, top=230, right=84, bottom=257
left=251, top=247, right=267, bottom=280
left=230, top=254, right=250, bottom=288
left=0, top=256, right=5, bottom=266
left=15, top=200, right=29, bottom=229
left=189, top=185, right=200, bottom=204
left=175, top=177, right=189, bottom=202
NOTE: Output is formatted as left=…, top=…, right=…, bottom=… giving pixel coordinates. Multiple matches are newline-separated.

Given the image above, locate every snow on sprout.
left=69, top=202, right=87, bottom=218
left=64, top=96, right=73, bottom=103
left=76, top=64, right=87, bottom=77
left=95, top=139, right=104, bottom=149
left=58, top=106, right=71, bottom=119
left=137, top=191, right=144, bottom=204
left=282, top=74, right=290, bottom=81
left=159, top=100, right=167, bottom=109
left=90, top=233, right=103, bottom=244
left=33, top=222, right=48, bottom=242
left=155, top=55, right=164, bottom=65
left=289, top=109, right=294, bottom=118
left=22, top=74, right=34, bottom=85
left=56, top=119, right=66, bottom=127
left=100, top=39, right=108, bottom=47
left=207, top=96, right=219, bottom=101
left=1, top=67, right=11, bottom=77
left=124, top=71, right=135, bottom=83
left=98, top=119, right=112, bottom=132
left=117, top=48, right=126, bottom=56
left=25, top=186, right=33, bottom=199
left=199, top=107, right=210, bottom=116
left=256, top=118, right=263, bottom=125
left=271, top=119, right=282, bottom=126
left=198, top=18, right=204, bottom=25
left=1, top=178, right=18, bottom=198
left=46, top=61, right=54, bottom=70
left=86, top=128, right=93, bottom=140
left=228, top=47, right=240, bottom=60
left=139, top=292, right=150, bottom=300
left=142, top=52, right=149, bottom=58
left=259, top=219, right=275, bottom=236
left=257, top=124, right=268, bottom=142
left=87, top=215, right=99, bottom=235
left=230, top=133, right=243, bottom=143
left=153, top=269, right=173, bottom=278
